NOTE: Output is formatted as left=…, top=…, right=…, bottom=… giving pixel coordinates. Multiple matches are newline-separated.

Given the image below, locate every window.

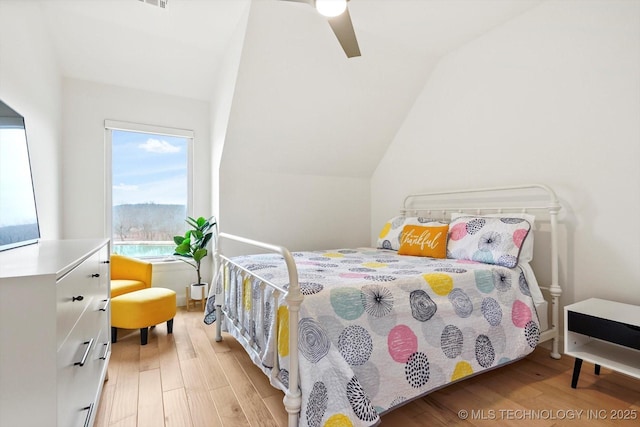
left=105, top=121, right=193, bottom=258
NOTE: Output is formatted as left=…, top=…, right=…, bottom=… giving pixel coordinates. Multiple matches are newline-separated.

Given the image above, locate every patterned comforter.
left=204, top=248, right=540, bottom=427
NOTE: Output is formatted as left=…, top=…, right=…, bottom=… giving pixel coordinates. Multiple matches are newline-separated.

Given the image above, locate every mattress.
left=519, top=261, right=548, bottom=331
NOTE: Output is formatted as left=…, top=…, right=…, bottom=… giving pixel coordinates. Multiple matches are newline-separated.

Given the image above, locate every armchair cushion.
left=110, top=254, right=152, bottom=298
left=111, top=279, right=148, bottom=298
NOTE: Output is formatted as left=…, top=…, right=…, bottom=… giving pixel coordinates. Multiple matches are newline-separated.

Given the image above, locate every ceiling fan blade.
left=327, top=7, right=361, bottom=58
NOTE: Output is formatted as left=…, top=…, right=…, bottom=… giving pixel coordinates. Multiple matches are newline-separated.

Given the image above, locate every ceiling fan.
left=282, top=0, right=361, bottom=58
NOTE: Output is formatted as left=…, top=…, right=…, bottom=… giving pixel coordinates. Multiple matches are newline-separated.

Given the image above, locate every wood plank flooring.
left=96, top=308, right=640, bottom=427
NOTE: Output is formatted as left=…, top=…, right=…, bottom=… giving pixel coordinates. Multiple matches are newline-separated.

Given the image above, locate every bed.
left=203, top=184, right=562, bottom=427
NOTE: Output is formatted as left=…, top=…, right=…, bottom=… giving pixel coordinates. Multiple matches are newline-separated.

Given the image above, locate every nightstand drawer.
left=568, top=311, right=640, bottom=351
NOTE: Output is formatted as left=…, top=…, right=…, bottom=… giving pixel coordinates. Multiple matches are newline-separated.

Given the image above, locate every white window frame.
left=105, top=120, right=194, bottom=259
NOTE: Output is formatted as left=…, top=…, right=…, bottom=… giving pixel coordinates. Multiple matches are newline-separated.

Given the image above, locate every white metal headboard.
left=400, top=184, right=562, bottom=358
left=401, top=183, right=560, bottom=216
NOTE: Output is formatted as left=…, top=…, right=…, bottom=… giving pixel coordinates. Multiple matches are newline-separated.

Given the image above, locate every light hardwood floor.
left=96, top=308, right=640, bottom=427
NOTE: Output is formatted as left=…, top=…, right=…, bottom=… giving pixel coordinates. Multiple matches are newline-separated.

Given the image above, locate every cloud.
left=113, top=183, right=139, bottom=191
left=139, top=138, right=181, bottom=153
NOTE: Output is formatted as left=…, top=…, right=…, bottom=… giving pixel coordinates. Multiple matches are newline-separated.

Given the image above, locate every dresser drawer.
left=78, top=299, right=111, bottom=388
left=57, top=297, right=110, bottom=427
left=86, top=325, right=110, bottom=393
left=57, top=314, right=96, bottom=427
left=57, top=251, right=104, bottom=349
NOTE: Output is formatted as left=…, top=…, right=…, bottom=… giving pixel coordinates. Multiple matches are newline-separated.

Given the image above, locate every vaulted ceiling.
left=35, top=0, right=542, bottom=177
left=38, top=0, right=250, bottom=100
left=38, top=0, right=540, bottom=100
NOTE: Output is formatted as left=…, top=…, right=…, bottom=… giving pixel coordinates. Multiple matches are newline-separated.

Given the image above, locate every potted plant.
left=173, top=216, right=217, bottom=300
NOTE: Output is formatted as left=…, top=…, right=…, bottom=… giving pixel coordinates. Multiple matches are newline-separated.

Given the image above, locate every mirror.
left=0, top=99, right=40, bottom=251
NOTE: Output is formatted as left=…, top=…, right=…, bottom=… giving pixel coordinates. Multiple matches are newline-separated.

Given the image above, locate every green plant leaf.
left=193, top=248, right=207, bottom=262
left=175, top=215, right=216, bottom=283
left=201, top=233, right=213, bottom=248
left=175, top=242, right=191, bottom=255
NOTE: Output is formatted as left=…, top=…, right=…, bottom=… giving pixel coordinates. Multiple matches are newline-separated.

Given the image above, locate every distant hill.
left=113, top=203, right=187, bottom=241
left=0, top=223, right=39, bottom=245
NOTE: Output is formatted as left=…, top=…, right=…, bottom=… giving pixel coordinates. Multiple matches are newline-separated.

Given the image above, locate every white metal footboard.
left=213, top=233, right=303, bottom=427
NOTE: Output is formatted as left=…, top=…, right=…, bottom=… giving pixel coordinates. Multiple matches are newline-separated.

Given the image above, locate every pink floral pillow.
left=447, top=216, right=531, bottom=268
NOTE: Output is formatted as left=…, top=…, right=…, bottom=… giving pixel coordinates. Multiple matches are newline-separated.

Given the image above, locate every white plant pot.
left=190, top=282, right=208, bottom=300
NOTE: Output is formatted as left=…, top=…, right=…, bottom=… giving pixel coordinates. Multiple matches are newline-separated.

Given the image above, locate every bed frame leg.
left=283, top=393, right=301, bottom=427
left=548, top=204, right=562, bottom=360
left=215, top=305, right=223, bottom=342
left=550, top=337, right=561, bottom=359
left=548, top=292, right=561, bottom=359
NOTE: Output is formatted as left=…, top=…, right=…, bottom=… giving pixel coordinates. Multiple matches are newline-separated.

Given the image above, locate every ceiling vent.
left=138, top=0, right=168, bottom=9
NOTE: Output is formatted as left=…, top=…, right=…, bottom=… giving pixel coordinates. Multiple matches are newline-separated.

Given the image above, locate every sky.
left=112, top=130, right=188, bottom=206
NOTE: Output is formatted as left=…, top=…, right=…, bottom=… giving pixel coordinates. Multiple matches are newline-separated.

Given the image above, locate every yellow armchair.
left=110, top=254, right=153, bottom=298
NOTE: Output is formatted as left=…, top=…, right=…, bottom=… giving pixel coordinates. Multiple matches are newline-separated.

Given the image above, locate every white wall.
left=219, top=169, right=370, bottom=254
left=0, top=1, right=62, bottom=239
left=210, top=1, right=251, bottom=226
left=61, top=78, right=213, bottom=296
left=372, top=0, right=640, bottom=309
left=217, top=1, right=389, bottom=253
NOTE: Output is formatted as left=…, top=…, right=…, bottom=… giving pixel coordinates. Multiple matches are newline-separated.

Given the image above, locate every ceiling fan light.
left=315, top=0, right=347, bottom=18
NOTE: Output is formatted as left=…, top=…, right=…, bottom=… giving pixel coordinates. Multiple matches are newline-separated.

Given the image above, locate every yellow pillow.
left=398, top=224, right=449, bottom=258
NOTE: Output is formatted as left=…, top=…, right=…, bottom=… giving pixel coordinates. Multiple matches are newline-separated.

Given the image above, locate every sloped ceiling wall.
left=371, top=0, right=640, bottom=307
left=38, top=0, right=249, bottom=101
left=221, top=0, right=541, bottom=178
left=222, top=1, right=438, bottom=178
left=217, top=0, right=541, bottom=250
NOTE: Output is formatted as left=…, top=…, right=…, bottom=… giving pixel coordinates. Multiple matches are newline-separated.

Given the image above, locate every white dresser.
left=0, top=239, right=111, bottom=427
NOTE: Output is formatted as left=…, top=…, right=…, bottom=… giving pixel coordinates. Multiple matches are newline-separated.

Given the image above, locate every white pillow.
left=450, top=212, right=535, bottom=263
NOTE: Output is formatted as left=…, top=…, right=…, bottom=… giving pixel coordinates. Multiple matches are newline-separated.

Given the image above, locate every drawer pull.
left=72, top=295, right=84, bottom=302
left=99, top=299, right=110, bottom=312
left=74, top=338, right=94, bottom=367
left=82, top=403, right=94, bottom=427
left=102, top=260, right=110, bottom=264
left=91, top=273, right=100, bottom=278
left=100, top=342, right=109, bottom=360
